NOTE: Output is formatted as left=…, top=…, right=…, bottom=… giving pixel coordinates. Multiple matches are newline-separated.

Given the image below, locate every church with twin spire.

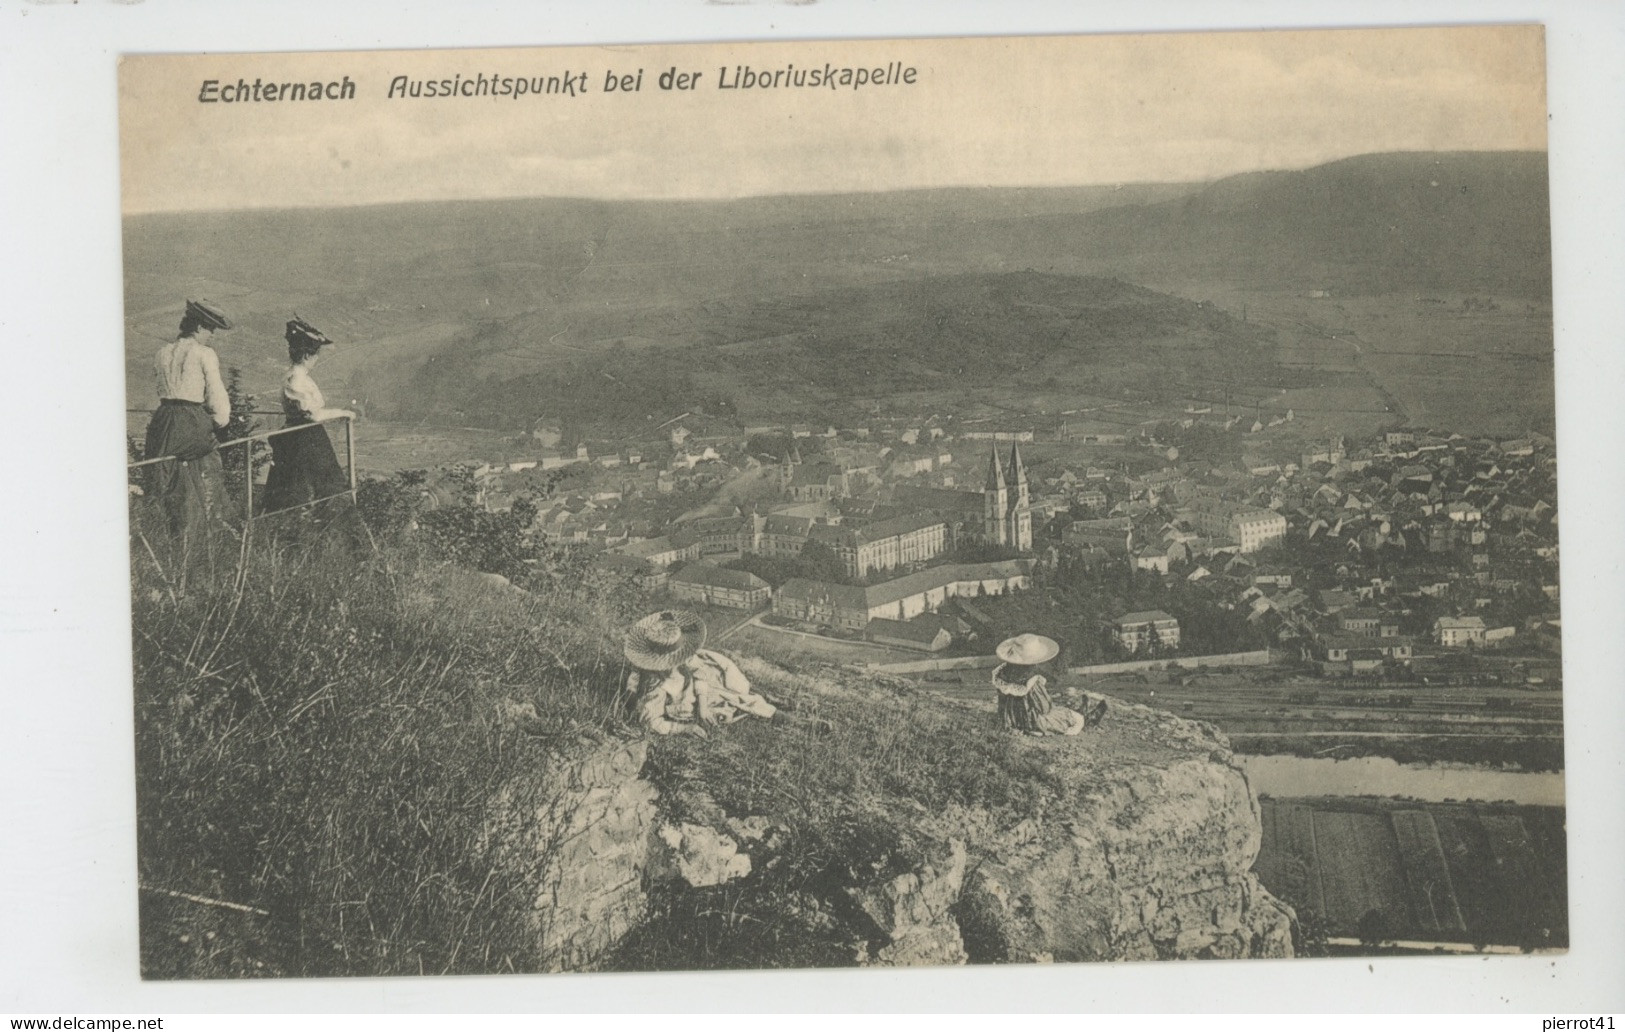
left=983, top=443, right=1033, bottom=551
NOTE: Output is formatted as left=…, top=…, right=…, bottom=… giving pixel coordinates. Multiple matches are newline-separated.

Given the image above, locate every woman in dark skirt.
left=992, top=633, right=1102, bottom=736
left=144, top=299, right=234, bottom=539
left=262, top=318, right=355, bottom=513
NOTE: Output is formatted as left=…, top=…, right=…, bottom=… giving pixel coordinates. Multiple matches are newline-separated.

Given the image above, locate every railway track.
left=918, top=672, right=1563, bottom=737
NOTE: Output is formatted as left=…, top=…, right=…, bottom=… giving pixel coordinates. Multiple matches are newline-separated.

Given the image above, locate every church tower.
left=778, top=441, right=803, bottom=494
left=1007, top=443, right=1033, bottom=551
left=983, top=445, right=1008, bottom=546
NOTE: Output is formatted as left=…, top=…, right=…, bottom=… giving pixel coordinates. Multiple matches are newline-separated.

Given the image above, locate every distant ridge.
left=124, top=150, right=1549, bottom=309
left=122, top=150, right=1552, bottom=430
left=1061, top=151, right=1551, bottom=295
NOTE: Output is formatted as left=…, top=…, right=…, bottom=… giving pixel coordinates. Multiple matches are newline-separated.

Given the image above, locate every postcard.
left=118, top=26, right=1562, bottom=980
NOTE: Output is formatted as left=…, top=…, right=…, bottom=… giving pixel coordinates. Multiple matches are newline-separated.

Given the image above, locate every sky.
left=119, top=25, right=1548, bottom=213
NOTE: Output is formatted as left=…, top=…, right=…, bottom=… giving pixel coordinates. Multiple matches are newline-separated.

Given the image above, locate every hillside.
left=1058, top=152, right=1552, bottom=296
left=129, top=512, right=1294, bottom=977
left=435, top=272, right=1277, bottom=430
left=123, top=150, right=1551, bottom=437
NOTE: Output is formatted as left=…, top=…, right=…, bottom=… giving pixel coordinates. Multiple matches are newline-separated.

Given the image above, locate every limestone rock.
left=654, top=822, right=752, bottom=888
left=952, top=697, right=1295, bottom=962
left=847, top=838, right=969, bottom=967
left=482, top=739, right=658, bottom=972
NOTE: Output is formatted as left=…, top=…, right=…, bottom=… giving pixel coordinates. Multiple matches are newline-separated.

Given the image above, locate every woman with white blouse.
left=143, top=299, right=233, bottom=538
left=261, top=318, right=355, bottom=514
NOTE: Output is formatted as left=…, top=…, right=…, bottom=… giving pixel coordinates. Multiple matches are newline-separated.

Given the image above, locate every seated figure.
left=992, top=633, right=1100, bottom=736
left=623, top=610, right=778, bottom=737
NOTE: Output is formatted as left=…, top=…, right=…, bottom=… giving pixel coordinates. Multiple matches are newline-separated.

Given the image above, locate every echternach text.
left=199, top=77, right=357, bottom=103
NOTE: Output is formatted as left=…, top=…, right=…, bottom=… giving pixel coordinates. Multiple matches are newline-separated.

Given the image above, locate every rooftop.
left=1115, top=609, right=1178, bottom=627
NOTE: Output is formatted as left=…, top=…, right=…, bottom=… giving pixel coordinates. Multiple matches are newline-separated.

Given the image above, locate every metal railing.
left=127, top=411, right=356, bottom=524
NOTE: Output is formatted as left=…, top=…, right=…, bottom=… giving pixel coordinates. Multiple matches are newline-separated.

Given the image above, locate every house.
left=787, top=461, right=850, bottom=502
left=1339, top=607, right=1384, bottom=637
left=591, top=553, right=669, bottom=592
left=773, top=561, right=1032, bottom=631
left=756, top=514, right=814, bottom=558
left=1435, top=615, right=1488, bottom=648
left=1063, top=516, right=1133, bottom=552
left=1185, top=500, right=1286, bottom=553
left=1318, top=589, right=1358, bottom=614
left=1133, top=546, right=1172, bottom=575
left=1074, top=489, right=1109, bottom=511
left=668, top=563, right=772, bottom=610
left=1314, top=634, right=1414, bottom=663
left=690, top=515, right=749, bottom=556
left=614, top=532, right=701, bottom=568
left=1112, top=610, right=1181, bottom=654
left=819, top=512, right=949, bottom=579
left=866, top=614, right=953, bottom=653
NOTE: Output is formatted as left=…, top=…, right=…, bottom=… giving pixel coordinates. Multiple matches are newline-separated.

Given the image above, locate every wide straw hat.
left=623, top=610, right=708, bottom=671
left=995, top=633, right=1060, bottom=666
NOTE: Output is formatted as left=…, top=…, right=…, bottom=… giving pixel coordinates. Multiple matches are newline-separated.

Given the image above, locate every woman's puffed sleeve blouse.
left=283, top=366, right=342, bottom=423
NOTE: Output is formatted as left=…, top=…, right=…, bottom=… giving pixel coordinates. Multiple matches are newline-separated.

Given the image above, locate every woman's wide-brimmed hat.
left=285, top=316, right=333, bottom=350
left=624, top=610, right=707, bottom=671
left=185, top=299, right=232, bottom=331
left=995, top=633, right=1060, bottom=666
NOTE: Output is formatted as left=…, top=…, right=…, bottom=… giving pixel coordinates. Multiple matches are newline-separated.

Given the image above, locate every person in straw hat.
left=262, top=317, right=356, bottom=514
left=992, top=633, right=1103, bottom=736
left=623, top=610, right=779, bottom=737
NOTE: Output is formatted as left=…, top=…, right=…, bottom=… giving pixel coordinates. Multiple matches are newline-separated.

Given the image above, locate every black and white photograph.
left=111, top=26, right=1575, bottom=982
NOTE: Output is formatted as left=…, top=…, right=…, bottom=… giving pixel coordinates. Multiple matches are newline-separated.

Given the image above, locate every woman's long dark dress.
left=993, top=663, right=1086, bottom=735
left=143, top=399, right=228, bottom=537
left=261, top=365, right=349, bottom=513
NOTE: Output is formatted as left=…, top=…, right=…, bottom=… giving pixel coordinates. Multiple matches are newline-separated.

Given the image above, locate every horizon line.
left=121, top=147, right=1548, bottom=219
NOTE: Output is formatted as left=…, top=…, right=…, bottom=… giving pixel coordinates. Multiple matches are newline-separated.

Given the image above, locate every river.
left=1237, top=753, right=1565, bottom=807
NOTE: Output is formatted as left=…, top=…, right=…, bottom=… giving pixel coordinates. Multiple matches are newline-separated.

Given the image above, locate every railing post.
left=241, top=439, right=254, bottom=527
left=345, top=416, right=357, bottom=501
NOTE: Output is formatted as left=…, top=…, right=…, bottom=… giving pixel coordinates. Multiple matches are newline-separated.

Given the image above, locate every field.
left=1141, top=284, right=1555, bottom=438
left=350, top=422, right=525, bottom=475
left=1254, top=797, right=1567, bottom=950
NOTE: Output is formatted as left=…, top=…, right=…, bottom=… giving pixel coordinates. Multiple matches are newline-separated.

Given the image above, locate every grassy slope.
left=130, top=514, right=643, bottom=978
left=129, top=512, right=1086, bottom=976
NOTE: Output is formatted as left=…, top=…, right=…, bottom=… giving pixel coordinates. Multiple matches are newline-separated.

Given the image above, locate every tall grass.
left=130, top=514, right=641, bottom=978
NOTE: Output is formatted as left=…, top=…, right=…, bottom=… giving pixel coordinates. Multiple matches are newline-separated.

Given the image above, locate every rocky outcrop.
left=850, top=693, right=1294, bottom=964
left=482, top=738, right=658, bottom=972
left=847, top=838, right=970, bottom=966
left=653, top=822, right=753, bottom=888
left=952, top=700, right=1297, bottom=961
left=484, top=670, right=1294, bottom=971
